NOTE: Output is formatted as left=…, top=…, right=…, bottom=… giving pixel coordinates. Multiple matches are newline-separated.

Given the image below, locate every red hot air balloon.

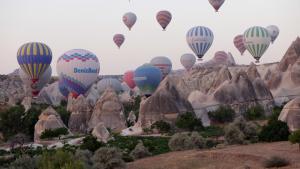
left=233, top=35, right=246, bottom=55
left=113, top=34, right=125, bottom=48
left=123, top=70, right=136, bottom=89
left=208, top=0, right=225, bottom=12
left=156, top=10, right=172, bottom=31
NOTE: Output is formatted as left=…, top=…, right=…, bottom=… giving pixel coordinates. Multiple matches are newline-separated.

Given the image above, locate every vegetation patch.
left=40, top=127, right=69, bottom=140
left=208, top=106, right=235, bottom=123
left=175, top=112, right=203, bottom=131
left=263, top=156, right=290, bottom=168
left=243, top=105, right=265, bottom=120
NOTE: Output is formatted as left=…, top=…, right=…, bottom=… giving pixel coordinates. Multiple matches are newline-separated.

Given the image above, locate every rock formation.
left=279, top=97, right=300, bottom=131
left=88, top=88, right=126, bottom=132
left=21, top=96, right=32, bottom=112
left=38, top=81, right=65, bottom=106
left=91, top=122, right=110, bottom=143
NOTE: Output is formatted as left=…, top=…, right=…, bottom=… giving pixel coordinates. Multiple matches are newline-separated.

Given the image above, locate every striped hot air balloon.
left=113, top=34, right=125, bottom=48
left=266, top=25, right=279, bottom=44
left=123, top=12, right=137, bottom=31
left=150, top=56, right=172, bottom=79
left=208, top=0, right=225, bottom=12
left=123, top=70, right=136, bottom=89
left=180, top=53, right=196, bottom=71
left=244, top=26, right=271, bottom=63
left=186, top=26, right=214, bottom=60
left=233, top=35, right=246, bottom=55
left=156, top=10, right=172, bottom=31
left=57, top=49, right=100, bottom=98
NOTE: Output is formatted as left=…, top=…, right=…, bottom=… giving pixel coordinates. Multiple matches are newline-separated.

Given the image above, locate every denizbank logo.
left=74, top=68, right=99, bottom=73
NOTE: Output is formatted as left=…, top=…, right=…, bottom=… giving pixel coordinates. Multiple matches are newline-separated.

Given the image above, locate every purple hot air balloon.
left=123, top=12, right=137, bottom=31
left=233, top=35, right=246, bottom=55
left=208, top=0, right=225, bottom=12
left=113, top=34, right=125, bottom=48
left=156, top=10, right=172, bottom=31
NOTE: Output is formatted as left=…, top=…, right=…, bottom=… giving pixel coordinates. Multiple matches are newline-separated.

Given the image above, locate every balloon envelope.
left=180, top=53, right=196, bottom=71
left=186, top=26, right=214, bottom=59
left=244, top=26, right=271, bottom=63
left=123, top=70, right=136, bottom=89
left=17, top=42, right=52, bottom=83
left=57, top=49, right=100, bottom=98
left=266, top=25, right=279, bottom=43
left=156, top=10, right=172, bottom=31
left=123, top=12, right=137, bottom=31
left=208, top=0, right=225, bottom=12
left=233, top=35, right=246, bottom=55
left=58, top=79, right=69, bottom=98
left=134, top=64, right=162, bottom=96
left=97, top=78, right=123, bottom=94
left=19, top=66, right=52, bottom=96
left=150, top=56, right=172, bottom=78
left=113, top=34, right=125, bottom=48
left=214, top=51, right=228, bottom=63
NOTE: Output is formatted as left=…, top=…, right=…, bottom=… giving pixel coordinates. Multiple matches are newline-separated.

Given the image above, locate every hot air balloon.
left=123, top=12, right=137, bottom=31
left=156, top=10, right=172, bottom=31
left=186, top=26, right=214, bottom=60
left=266, top=25, right=279, bottom=44
left=134, top=64, right=162, bottom=97
left=57, top=49, right=100, bottom=98
left=180, top=53, right=196, bottom=71
left=58, top=79, right=69, bottom=98
left=113, top=34, right=125, bottom=48
left=17, top=42, right=52, bottom=95
left=244, top=26, right=271, bottom=63
left=19, top=66, right=52, bottom=97
left=208, top=0, right=225, bottom=12
left=97, top=78, right=123, bottom=94
left=233, top=35, right=246, bottom=55
left=213, top=51, right=228, bottom=63
left=150, top=56, right=172, bottom=78
left=123, top=70, right=136, bottom=89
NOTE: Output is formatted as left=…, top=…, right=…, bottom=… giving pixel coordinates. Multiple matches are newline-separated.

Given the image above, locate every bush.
left=200, top=126, right=224, bottom=138
left=208, top=106, right=235, bottom=123
left=54, top=106, right=71, bottom=126
left=151, top=120, right=171, bottom=134
left=224, top=124, right=245, bottom=145
left=289, top=130, right=300, bottom=151
left=168, top=133, right=194, bottom=151
left=40, top=127, right=69, bottom=139
left=243, top=121, right=259, bottom=142
left=92, top=147, right=126, bottom=169
left=80, top=135, right=104, bottom=152
left=0, top=106, right=25, bottom=139
left=259, top=110, right=290, bottom=142
left=190, top=132, right=206, bottom=149
left=263, top=156, right=290, bottom=168
left=175, top=112, right=203, bottom=131
left=8, top=155, right=37, bottom=169
left=244, top=105, right=265, bottom=120
left=130, top=141, right=151, bottom=160
left=74, top=150, right=93, bottom=169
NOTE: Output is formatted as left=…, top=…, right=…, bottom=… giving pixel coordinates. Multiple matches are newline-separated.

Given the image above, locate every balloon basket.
left=197, top=58, right=203, bottom=61
left=255, top=60, right=260, bottom=64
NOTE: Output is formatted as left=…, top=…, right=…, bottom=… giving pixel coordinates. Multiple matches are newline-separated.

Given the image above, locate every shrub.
left=243, top=121, right=259, bottom=143
left=175, top=112, right=203, bottom=131
left=243, top=105, right=265, bottom=120
left=224, top=124, right=245, bottom=145
left=54, top=106, right=71, bottom=126
left=80, top=135, right=104, bottom=152
left=208, top=106, right=235, bottom=123
left=151, top=120, right=171, bottom=134
left=289, top=130, right=300, bottom=151
left=190, top=132, right=206, bottom=149
left=259, top=110, right=290, bottom=142
left=200, top=126, right=224, bottom=138
left=74, top=150, right=93, bottom=169
left=263, top=156, right=290, bottom=168
left=0, top=106, right=25, bottom=139
left=92, top=147, right=126, bottom=169
left=168, top=133, right=194, bottom=151
left=130, top=141, right=151, bottom=160
left=40, top=127, right=69, bottom=139
left=8, top=155, right=37, bottom=169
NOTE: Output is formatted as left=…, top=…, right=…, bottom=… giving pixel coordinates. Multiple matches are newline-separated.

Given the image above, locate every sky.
left=0, top=0, right=300, bottom=75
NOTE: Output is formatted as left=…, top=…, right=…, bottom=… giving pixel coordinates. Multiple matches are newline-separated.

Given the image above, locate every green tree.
left=92, top=147, right=126, bottom=169
left=289, top=130, right=300, bottom=151
left=175, top=112, right=203, bottom=131
left=243, top=105, right=265, bottom=120
left=208, top=106, right=235, bottom=123
left=80, top=135, right=104, bottom=152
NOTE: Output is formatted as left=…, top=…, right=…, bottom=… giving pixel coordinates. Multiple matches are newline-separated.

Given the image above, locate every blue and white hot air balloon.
left=186, top=26, right=214, bottom=60
left=57, top=49, right=100, bottom=98
left=134, top=64, right=162, bottom=97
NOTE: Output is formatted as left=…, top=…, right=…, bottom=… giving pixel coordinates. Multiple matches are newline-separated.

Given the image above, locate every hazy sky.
left=1, top=0, right=300, bottom=75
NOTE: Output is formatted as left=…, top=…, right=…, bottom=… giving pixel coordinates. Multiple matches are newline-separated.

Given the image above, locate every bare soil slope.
left=128, top=142, right=300, bottom=169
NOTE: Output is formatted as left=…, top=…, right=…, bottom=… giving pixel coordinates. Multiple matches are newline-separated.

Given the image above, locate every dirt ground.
left=128, top=142, right=300, bottom=169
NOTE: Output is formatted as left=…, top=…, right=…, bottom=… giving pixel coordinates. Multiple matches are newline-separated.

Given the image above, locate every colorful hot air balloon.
left=244, top=26, right=271, bottom=63
left=186, top=26, right=214, bottom=60
left=19, top=66, right=52, bottom=97
left=56, top=49, right=100, bottom=98
left=180, top=53, right=196, bottom=71
left=150, top=56, right=172, bottom=79
left=17, top=42, right=52, bottom=93
left=58, top=79, right=69, bottom=98
left=123, top=12, right=137, bottom=31
left=123, top=70, right=136, bottom=89
left=113, top=34, right=125, bottom=48
left=266, top=25, right=279, bottom=44
left=233, top=35, right=246, bottom=55
left=134, top=64, right=162, bottom=97
left=208, top=0, right=225, bottom=12
left=214, top=51, right=228, bottom=63
left=156, top=10, right=172, bottom=31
